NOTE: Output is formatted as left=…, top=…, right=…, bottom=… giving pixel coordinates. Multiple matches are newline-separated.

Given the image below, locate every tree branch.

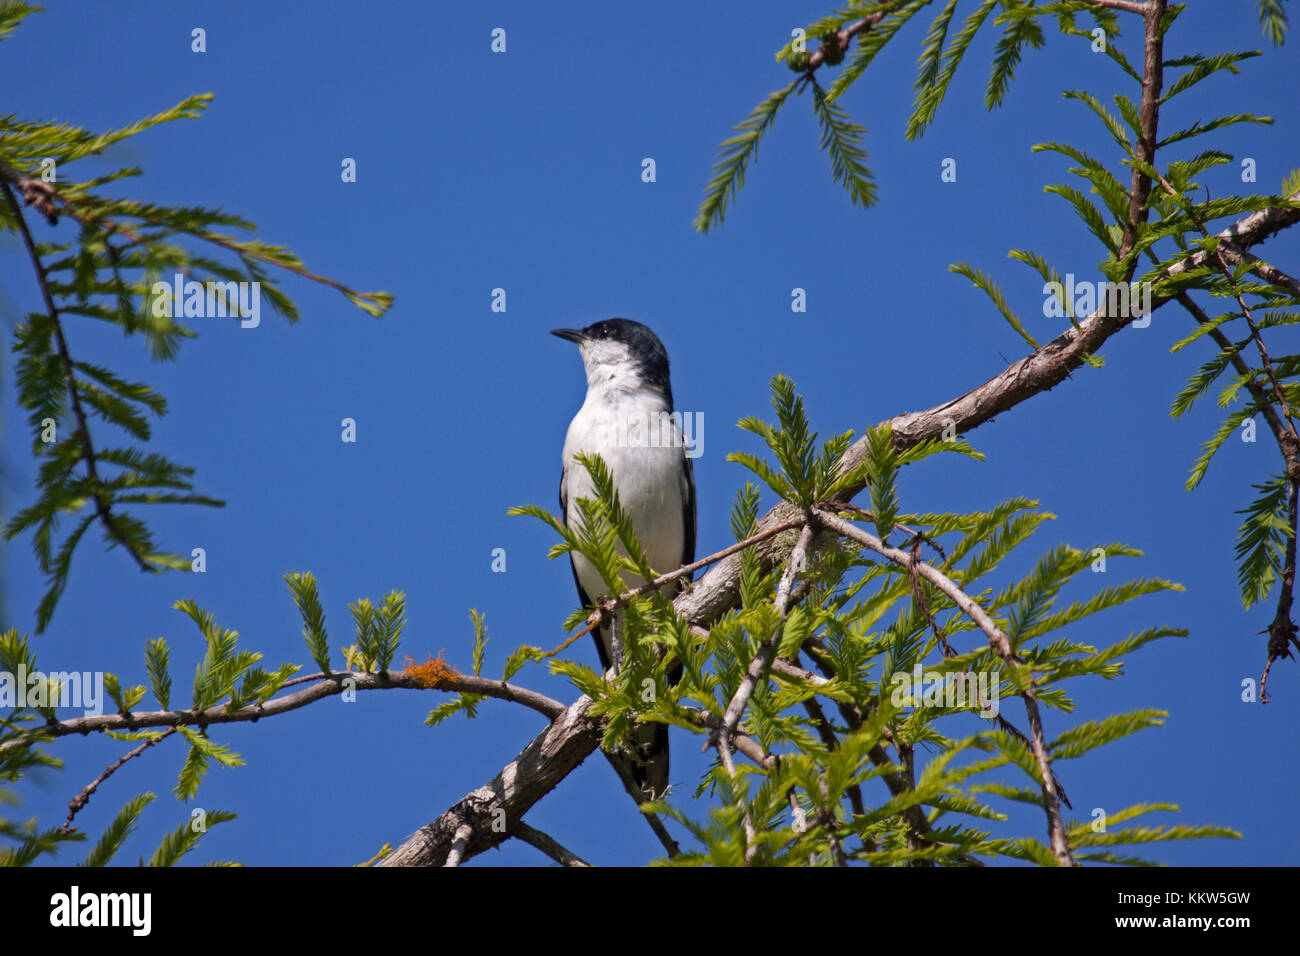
left=379, top=173, right=1300, bottom=870
left=510, top=820, right=591, bottom=867
left=61, top=727, right=178, bottom=832
left=801, top=1, right=915, bottom=75
left=675, top=188, right=1300, bottom=633
left=1084, top=0, right=1150, bottom=16
left=812, top=507, right=1074, bottom=865
left=379, top=695, right=604, bottom=867
left=0, top=669, right=565, bottom=753
left=600, top=749, right=681, bottom=858
left=1263, top=476, right=1300, bottom=703
left=718, top=522, right=814, bottom=740
left=0, top=179, right=154, bottom=574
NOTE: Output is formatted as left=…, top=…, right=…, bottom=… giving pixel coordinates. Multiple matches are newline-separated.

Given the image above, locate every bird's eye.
left=599, top=324, right=611, bottom=337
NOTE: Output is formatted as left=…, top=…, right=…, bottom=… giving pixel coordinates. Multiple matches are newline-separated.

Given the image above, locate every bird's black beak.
left=550, top=328, right=586, bottom=344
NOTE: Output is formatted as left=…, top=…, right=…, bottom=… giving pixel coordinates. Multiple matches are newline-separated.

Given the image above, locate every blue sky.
left=2, top=1, right=1298, bottom=866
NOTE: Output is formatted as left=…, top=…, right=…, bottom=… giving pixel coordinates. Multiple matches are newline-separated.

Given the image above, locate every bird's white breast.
left=563, top=386, right=686, bottom=597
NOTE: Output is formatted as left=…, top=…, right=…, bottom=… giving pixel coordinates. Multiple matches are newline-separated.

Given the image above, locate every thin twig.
left=1156, top=175, right=1299, bottom=444
left=1158, top=168, right=1300, bottom=692
left=1, top=668, right=565, bottom=753
left=714, top=736, right=758, bottom=860
left=510, top=820, right=591, bottom=867
left=718, top=522, right=815, bottom=739
left=813, top=507, right=1073, bottom=865
left=1175, top=294, right=1298, bottom=465
left=600, top=750, right=681, bottom=858
left=62, top=727, right=178, bottom=832
left=801, top=0, right=916, bottom=75
left=444, top=823, right=474, bottom=867
left=0, top=157, right=384, bottom=306
left=547, top=516, right=808, bottom=657
left=708, top=521, right=812, bottom=863
left=1083, top=0, right=1149, bottom=14
left=0, top=180, right=154, bottom=574
left=1263, top=476, right=1300, bottom=703
left=690, top=708, right=774, bottom=770
left=801, top=691, right=865, bottom=818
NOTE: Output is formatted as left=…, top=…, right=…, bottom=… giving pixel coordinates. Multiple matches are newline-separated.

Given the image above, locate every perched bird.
left=551, top=318, right=696, bottom=799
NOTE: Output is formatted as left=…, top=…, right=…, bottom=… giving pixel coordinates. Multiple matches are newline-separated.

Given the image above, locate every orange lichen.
left=402, top=652, right=459, bottom=688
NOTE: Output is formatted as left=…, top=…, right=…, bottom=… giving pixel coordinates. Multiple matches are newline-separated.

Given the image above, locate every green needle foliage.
left=698, top=0, right=1300, bottom=672
left=0, top=3, right=392, bottom=632
left=0, top=0, right=1283, bottom=869
left=1, top=571, right=407, bottom=865
left=507, top=376, right=1233, bottom=864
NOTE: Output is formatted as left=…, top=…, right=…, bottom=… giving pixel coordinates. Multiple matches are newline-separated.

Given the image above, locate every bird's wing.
left=561, top=463, right=610, bottom=672
left=681, top=450, right=697, bottom=583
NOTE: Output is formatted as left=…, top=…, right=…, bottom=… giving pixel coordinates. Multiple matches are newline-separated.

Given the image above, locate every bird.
left=551, top=318, right=696, bottom=800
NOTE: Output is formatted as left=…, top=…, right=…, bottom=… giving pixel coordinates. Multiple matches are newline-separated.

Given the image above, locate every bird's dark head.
left=550, top=318, right=673, bottom=401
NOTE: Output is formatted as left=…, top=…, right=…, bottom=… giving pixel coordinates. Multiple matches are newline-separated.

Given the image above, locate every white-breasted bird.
left=551, top=318, right=695, bottom=799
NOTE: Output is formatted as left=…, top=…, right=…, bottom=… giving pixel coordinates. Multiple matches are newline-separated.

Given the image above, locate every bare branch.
left=676, top=204, right=1300, bottom=642
left=801, top=1, right=914, bottom=75
left=689, top=708, right=775, bottom=771
left=0, top=156, right=58, bottom=224
left=812, top=507, right=1073, bottom=865
left=510, top=820, right=591, bottom=867
left=1263, top=477, right=1300, bottom=703
left=1218, top=241, right=1300, bottom=300
left=0, top=669, right=565, bottom=754
left=62, top=727, right=178, bottom=832
left=1084, top=0, right=1150, bottom=15
left=0, top=179, right=154, bottom=575
left=714, top=736, right=759, bottom=861
left=1155, top=173, right=1299, bottom=444
left=379, top=696, right=604, bottom=867
left=718, top=522, right=814, bottom=739
left=1175, top=293, right=1299, bottom=466
left=445, top=824, right=475, bottom=868
left=550, top=516, right=807, bottom=657
left=600, top=750, right=681, bottom=858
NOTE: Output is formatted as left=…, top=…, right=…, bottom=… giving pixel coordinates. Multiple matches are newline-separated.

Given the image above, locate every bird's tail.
left=598, top=619, right=681, bottom=801
left=624, top=720, right=670, bottom=801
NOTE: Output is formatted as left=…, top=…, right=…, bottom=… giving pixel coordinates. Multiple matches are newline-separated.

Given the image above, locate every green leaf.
left=174, top=728, right=244, bottom=800
left=950, top=263, right=1039, bottom=347
left=144, top=638, right=172, bottom=710
left=82, top=793, right=155, bottom=867
left=1161, top=51, right=1261, bottom=102
left=145, top=809, right=236, bottom=867
left=909, top=0, right=1000, bottom=138
left=1233, top=474, right=1293, bottom=607
left=1157, top=112, right=1272, bottom=150
left=828, top=0, right=932, bottom=106
left=694, top=81, right=797, bottom=233
left=1049, top=710, right=1166, bottom=759
left=914, top=0, right=962, bottom=93
left=373, top=590, right=406, bottom=671
left=986, top=3, right=1045, bottom=110
left=471, top=609, right=489, bottom=676
left=811, top=81, right=877, bottom=208
left=286, top=571, right=330, bottom=673
left=1170, top=343, right=1245, bottom=418
left=1186, top=403, right=1261, bottom=490
left=1257, top=0, right=1289, bottom=45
